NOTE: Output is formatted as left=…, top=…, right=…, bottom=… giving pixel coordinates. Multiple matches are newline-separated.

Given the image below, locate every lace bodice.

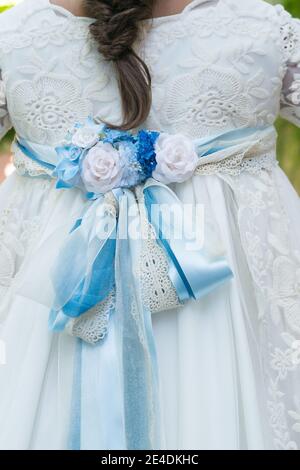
left=0, top=0, right=299, bottom=146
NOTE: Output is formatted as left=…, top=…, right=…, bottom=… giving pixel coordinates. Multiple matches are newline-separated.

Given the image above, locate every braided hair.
left=84, top=0, right=155, bottom=130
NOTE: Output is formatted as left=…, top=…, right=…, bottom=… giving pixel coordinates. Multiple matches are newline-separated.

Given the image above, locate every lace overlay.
left=276, top=4, right=300, bottom=126
left=162, top=68, right=253, bottom=139
left=0, top=178, right=51, bottom=315
left=12, top=140, right=53, bottom=177
left=196, top=152, right=278, bottom=177
left=0, top=0, right=122, bottom=147
left=0, top=0, right=296, bottom=144
left=276, top=5, right=300, bottom=64
left=8, top=75, right=92, bottom=146
left=0, top=17, right=92, bottom=56
left=139, top=0, right=285, bottom=136
left=221, top=166, right=300, bottom=450
left=195, top=130, right=278, bottom=176
left=135, top=187, right=182, bottom=314
left=66, top=290, right=115, bottom=345
left=0, top=73, right=12, bottom=139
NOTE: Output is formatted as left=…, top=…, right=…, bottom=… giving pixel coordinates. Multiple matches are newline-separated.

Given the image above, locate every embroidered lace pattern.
left=0, top=178, right=51, bottom=316
left=12, top=141, right=53, bottom=177
left=277, top=4, right=300, bottom=126
left=135, top=186, right=182, bottom=314
left=195, top=132, right=278, bottom=176
left=219, top=166, right=300, bottom=450
left=66, top=290, right=115, bottom=345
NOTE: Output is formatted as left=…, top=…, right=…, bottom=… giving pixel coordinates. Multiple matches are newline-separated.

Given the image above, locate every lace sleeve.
left=277, top=5, right=300, bottom=126
left=0, top=71, right=12, bottom=140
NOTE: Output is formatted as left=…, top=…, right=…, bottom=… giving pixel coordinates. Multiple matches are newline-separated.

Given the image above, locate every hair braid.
left=84, top=0, right=155, bottom=130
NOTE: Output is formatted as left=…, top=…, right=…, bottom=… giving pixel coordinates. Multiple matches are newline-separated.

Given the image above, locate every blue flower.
left=57, top=145, right=82, bottom=162
left=102, top=126, right=136, bottom=145
left=54, top=145, right=84, bottom=189
left=136, top=130, right=160, bottom=179
left=118, top=141, right=143, bottom=188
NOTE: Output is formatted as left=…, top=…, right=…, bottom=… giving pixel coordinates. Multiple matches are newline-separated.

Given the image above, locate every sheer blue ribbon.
left=48, top=196, right=117, bottom=330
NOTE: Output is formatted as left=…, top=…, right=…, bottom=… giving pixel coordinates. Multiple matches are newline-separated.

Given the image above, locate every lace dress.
left=0, top=0, right=300, bottom=450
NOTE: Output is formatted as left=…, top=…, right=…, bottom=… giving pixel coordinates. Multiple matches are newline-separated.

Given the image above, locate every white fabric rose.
left=81, top=142, right=124, bottom=194
left=72, top=125, right=100, bottom=148
left=152, top=134, right=198, bottom=184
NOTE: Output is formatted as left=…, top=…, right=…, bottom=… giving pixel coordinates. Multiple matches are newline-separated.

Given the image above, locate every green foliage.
left=281, top=0, right=300, bottom=17
left=273, top=1, right=300, bottom=193
left=0, top=2, right=16, bottom=14
left=0, top=5, right=14, bottom=11
left=0, top=3, right=15, bottom=153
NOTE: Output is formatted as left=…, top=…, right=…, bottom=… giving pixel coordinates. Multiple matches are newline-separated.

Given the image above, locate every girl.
left=0, top=0, right=299, bottom=450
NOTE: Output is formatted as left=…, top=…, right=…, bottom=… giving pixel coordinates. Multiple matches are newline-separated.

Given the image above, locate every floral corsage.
left=54, top=117, right=199, bottom=197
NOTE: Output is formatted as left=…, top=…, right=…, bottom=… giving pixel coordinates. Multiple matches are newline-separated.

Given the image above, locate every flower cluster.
left=54, top=117, right=199, bottom=196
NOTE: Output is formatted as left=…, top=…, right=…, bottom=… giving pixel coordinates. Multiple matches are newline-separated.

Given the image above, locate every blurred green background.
left=0, top=0, right=300, bottom=193
left=270, top=0, right=300, bottom=194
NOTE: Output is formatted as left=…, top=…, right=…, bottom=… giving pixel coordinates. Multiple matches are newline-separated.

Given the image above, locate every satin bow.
left=15, top=125, right=278, bottom=326
left=16, top=127, right=258, bottom=327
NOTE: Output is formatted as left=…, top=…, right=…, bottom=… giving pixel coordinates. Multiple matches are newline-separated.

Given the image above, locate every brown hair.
left=83, top=0, right=155, bottom=130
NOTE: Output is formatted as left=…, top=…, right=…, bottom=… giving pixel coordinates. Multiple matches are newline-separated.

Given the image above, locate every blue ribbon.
left=15, top=126, right=275, bottom=450
left=17, top=137, right=57, bottom=169
left=143, top=182, right=233, bottom=301
left=48, top=196, right=118, bottom=331
left=113, top=190, right=161, bottom=449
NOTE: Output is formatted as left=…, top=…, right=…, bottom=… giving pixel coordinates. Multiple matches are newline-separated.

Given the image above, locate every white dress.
left=0, top=0, right=300, bottom=450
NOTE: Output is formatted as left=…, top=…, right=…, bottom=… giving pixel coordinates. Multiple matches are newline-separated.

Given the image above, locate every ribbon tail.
left=143, top=181, right=233, bottom=302
left=67, top=189, right=161, bottom=450
left=114, top=189, right=161, bottom=449
left=68, top=321, right=126, bottom=450
left=78, top=320, right=126, bottom=450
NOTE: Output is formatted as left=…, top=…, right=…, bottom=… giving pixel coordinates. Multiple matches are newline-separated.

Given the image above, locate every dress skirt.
left=0, top=162, right=299, bottom=450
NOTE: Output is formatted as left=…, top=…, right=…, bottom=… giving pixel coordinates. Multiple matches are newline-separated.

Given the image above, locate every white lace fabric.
left=220, top=166, right=300, bottom=450
left=0, top=71, right=11, bottom=139
left=0, top=0, right=300, bottom=450
left=66, top=290, right=116, bottom=345
left=12, top=139, right=53, bottom=177
left=277, top=4, right=300, bottom=125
